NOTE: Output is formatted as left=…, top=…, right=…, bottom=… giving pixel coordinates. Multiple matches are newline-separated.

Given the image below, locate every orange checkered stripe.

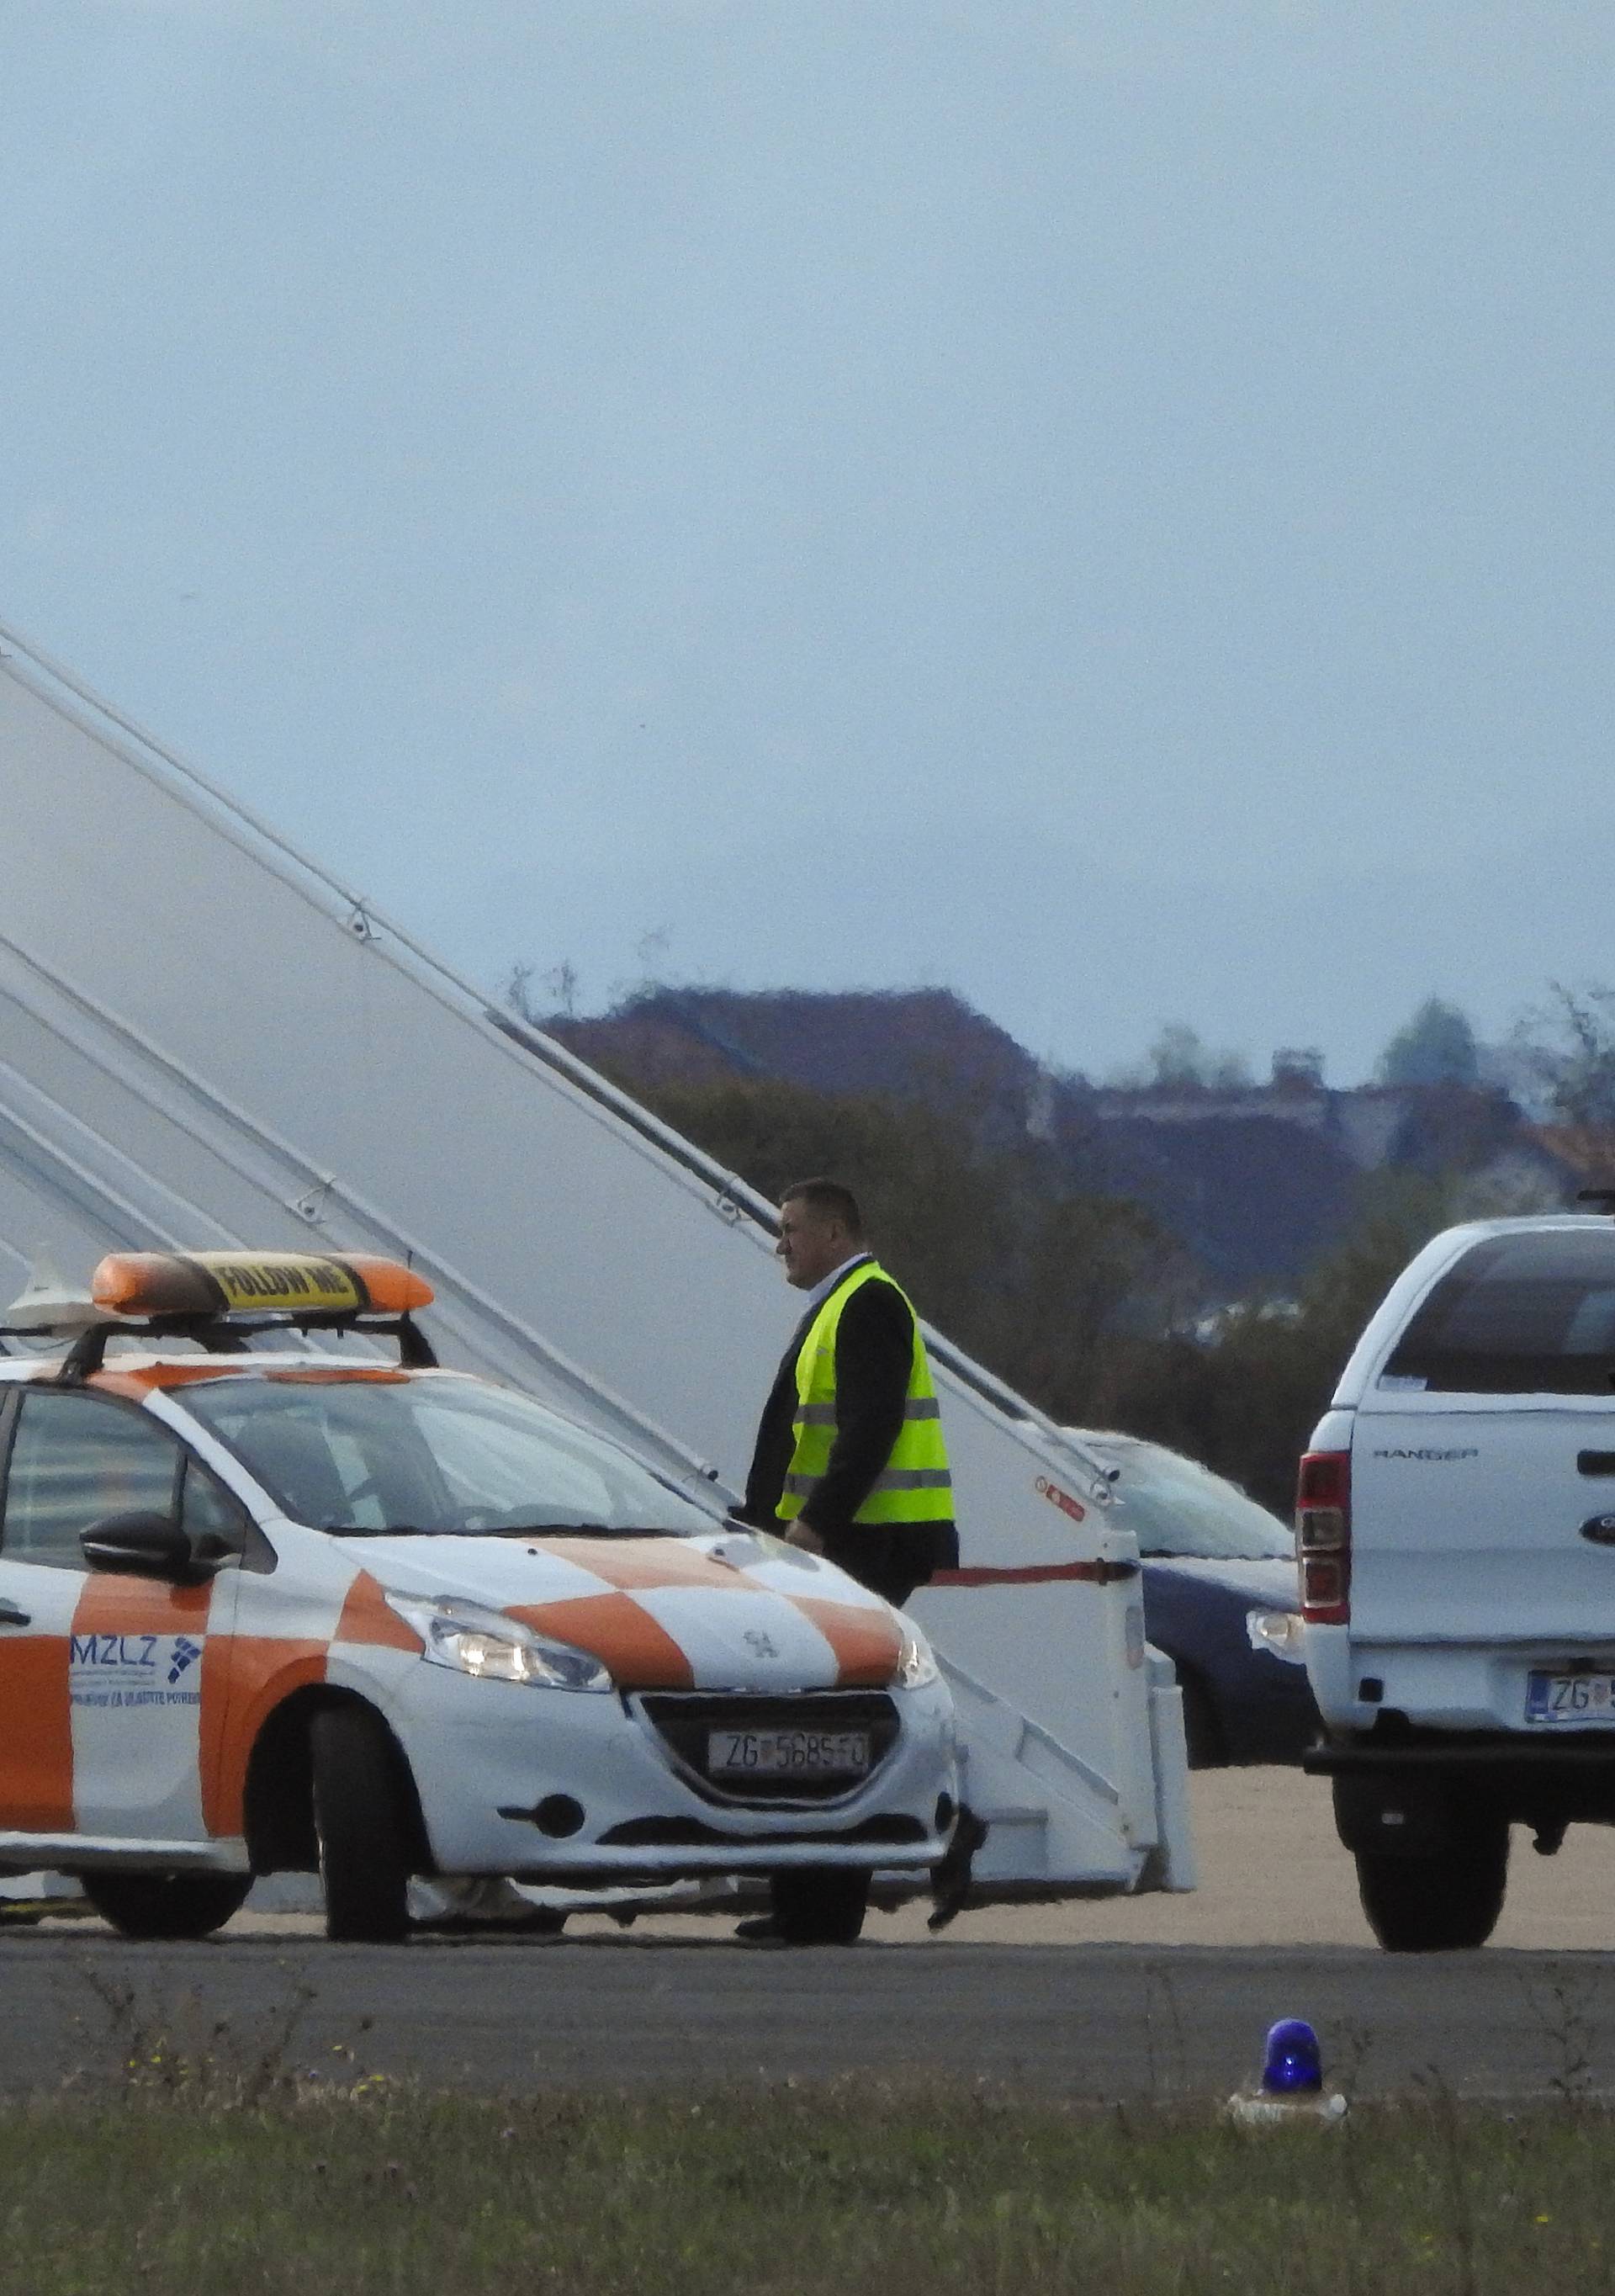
left=14, top=1536, right=903, bottom=1843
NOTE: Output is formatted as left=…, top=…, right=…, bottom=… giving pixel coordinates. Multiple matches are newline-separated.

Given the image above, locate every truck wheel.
left=1354, top=1823, right=1509, bottom=1952
left=310, top=1705, right=414, bottom=1943
left=82, top=1871, right=252, bottom=1940
left=769, top=1867, right=869, bottom=1945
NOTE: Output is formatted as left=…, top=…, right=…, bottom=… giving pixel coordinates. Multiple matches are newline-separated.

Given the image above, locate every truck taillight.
left=1296, top=1450, right=1350, bottom=1625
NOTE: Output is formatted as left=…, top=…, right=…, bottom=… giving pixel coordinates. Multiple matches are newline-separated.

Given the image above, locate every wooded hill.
left=506, top=983, right=1596, bottom=1511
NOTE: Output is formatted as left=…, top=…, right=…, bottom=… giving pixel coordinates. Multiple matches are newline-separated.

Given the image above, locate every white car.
left=0, top=1250, right=957, bottom=1944
left=1300, top=1211, right=1615, bottom=1949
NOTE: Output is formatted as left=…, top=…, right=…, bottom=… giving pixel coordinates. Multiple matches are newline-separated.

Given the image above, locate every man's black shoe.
left=734, top=1913, right=781, bottom=1943
left=928, top=1806, right=989, bottom=1931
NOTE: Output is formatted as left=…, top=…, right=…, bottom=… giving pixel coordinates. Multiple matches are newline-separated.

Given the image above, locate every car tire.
left=1179, top=1673, right=1226, bottom=1770
left=769, top=1866, right=869, bottom=1945
left=1354, top=1822, right=1509, bottom=1952
left=82, top=1870, right=252, bottom=1941
left=310, top=1705, right=414, bottom=1944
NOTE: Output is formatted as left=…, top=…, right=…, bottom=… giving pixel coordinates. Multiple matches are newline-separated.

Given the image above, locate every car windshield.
left=181, top=1373, right=718, bottom=1537
left=1069, top=1434, right=1293, bottom=1562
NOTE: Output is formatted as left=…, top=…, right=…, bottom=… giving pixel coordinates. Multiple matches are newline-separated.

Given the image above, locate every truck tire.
left=769, top=1866, right=869, bottom=1945
left=1354, top=1822, right=1509, bottom=1952
left=310, top=1705, right=414, bottom=1943
left=82, top=1870, right=252, bottom=1940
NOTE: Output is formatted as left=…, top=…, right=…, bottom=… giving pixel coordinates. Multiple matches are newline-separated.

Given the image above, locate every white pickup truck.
left=1300, top=1213, right=1615, bottom=1950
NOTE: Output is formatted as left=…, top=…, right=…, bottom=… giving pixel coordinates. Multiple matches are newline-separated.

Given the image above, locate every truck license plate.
left=1525, top=1672, right=1615, bottom=1724
left=707, top=1728, right=870, bottom=1778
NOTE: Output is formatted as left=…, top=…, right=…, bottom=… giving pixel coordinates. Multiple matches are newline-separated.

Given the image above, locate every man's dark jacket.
left=740, top=1259, right=959, bottom=1605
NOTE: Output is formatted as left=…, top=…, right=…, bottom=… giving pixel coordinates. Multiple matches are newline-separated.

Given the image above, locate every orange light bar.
left=329, top=1256, right=434, bottom=1314
left=91, top=1251, right=433, bottom=1320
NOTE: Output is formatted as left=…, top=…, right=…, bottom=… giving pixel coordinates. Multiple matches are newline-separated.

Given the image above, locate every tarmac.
left=5, top=1768, right=1615, bottom=2100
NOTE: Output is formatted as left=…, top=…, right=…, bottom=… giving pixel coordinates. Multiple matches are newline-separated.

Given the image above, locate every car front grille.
left=635, top=1691, right=902, bottom=1802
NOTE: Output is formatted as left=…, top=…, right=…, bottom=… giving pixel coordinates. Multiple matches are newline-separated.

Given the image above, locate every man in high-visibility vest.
left=740, top=1178, right=958, bottom=1604
left=737, top=1179, right=980, bottom=1943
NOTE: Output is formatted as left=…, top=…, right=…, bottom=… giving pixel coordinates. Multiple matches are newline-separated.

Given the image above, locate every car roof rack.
left=0, top=1249, right=440, bottom=1384
left=0, top=1311, right=437, bottom=1387
left=53, top=1311, right=437, bottom=1387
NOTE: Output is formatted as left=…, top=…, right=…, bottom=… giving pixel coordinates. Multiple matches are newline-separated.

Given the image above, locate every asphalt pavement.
left=7, top=1931, right=1615, bottom=2102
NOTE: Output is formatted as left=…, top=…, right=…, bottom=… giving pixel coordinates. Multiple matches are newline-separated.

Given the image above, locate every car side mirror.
left=79, top=1510, right=205, bottom=1582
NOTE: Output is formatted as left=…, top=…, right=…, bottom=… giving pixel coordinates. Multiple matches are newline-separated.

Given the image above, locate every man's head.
left=776, top=1179, right=866, bottom=1291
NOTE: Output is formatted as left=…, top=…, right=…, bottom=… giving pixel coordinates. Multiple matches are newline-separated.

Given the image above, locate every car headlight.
left=384, top=1592, right=612, bottom=1691
left=892, top=1627, right=940, bottom=1690
left=1246, top=1608, right=1306, bottom=1665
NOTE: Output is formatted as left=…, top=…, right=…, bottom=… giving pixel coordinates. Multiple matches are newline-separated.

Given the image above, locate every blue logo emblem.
left=167, top=1636, right=203, bottom=1685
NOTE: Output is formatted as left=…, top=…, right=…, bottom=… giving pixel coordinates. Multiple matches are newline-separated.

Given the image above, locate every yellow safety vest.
left=778, top=1261, right=954, bottom=1527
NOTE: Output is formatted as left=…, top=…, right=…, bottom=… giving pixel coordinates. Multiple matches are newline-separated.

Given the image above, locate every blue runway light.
left=1262, top=2018, right=1323, bottom=2094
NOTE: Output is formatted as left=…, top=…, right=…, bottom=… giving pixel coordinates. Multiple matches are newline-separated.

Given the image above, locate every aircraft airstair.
left=0, top=620, right=1193, bottom=1904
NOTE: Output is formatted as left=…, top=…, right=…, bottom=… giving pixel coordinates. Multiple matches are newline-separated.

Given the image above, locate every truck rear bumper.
left=1308, top=1734, right=1615, bottom=1856
left=1305, top=1735, right=1615, bottom=1774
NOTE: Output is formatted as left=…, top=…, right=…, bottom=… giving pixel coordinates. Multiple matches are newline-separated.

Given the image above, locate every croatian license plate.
left=706, top=1727, right=870, bottom=1779
left=1525, top=1672, right=1615, bottom=1724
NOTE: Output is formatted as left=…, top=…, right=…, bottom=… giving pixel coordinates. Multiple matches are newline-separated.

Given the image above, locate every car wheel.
left=1354, top=1822, right=1509, bottom=1952
left=82, top=1871, right=252, bottom=1941
left=769, top=1866, right=869, bottom=1945
left=310, top=1705, right=414, bottom=1943
left=1179, top=1673, right=1226, bottom=1769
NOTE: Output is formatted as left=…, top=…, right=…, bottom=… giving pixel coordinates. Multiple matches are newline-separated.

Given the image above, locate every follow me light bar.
left=90, top=1250, right=435, bottom=1322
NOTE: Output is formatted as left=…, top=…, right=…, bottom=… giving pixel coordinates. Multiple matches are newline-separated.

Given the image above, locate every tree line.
left=520, top=978, right=1615, bottom=1518
left=575, top=1062, right=1454, bottom=1514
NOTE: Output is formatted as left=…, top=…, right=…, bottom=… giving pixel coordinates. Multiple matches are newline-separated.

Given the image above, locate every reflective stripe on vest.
left=777, top=1261, right=953, bottom=1528
left=794, top=1397, right=941, bottom=1427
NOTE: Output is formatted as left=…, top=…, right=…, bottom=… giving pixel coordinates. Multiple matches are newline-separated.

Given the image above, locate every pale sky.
left=4, top=1, right=1611, bottom=1083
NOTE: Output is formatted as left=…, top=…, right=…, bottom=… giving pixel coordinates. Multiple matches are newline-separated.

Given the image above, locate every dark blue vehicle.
left=1069, top=1431, right=1317, bottom=1768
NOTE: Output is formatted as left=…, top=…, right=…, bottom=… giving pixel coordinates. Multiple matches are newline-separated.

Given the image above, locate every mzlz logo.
left=167, top=1636, right=203, bottom=1685
left=69, top=1632, right=204, bottom=1710
left=70, top=1632, right=158, bottom=1672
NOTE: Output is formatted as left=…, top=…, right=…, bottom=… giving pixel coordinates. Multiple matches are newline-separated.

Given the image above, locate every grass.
left=4, top=2071, right=1615, bottom=2294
